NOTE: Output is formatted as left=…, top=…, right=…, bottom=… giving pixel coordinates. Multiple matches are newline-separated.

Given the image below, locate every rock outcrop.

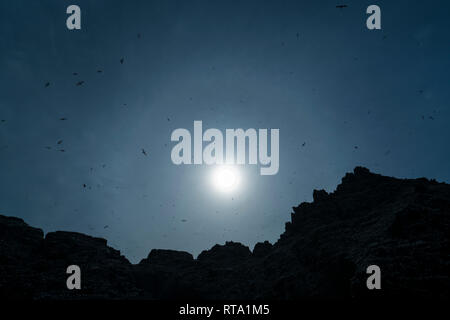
left=0, top=167, right=449, bottom=299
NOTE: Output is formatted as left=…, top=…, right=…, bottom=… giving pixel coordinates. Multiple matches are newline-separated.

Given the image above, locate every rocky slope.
left=0, top=167, right=449, bottom=299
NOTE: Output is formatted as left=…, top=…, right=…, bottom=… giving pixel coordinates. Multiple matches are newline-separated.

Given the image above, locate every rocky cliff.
left=1, top=167, right=449, bottom=299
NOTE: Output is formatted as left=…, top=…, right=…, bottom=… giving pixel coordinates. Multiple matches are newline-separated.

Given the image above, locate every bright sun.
left=211, top=166, right=240, bottom=192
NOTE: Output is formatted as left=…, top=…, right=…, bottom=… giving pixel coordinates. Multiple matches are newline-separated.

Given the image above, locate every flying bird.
left=120, top=58, right=124, bottom=64
left=97, top=70, right=102, bottom=73
left=45, top=82, right=50, bottom=87
left=57, top=140, right=63, bottom=145
left=137, top=33, right=141, bottom=39
left=76, top=81, right=84, bottom=86
left=181, top=219, right=187, bottom=223
left=58, top=149, right=65, bottom=152
left=302, top=142, right=306, bottom=147
left=142, top=148, right=147, bottom=156
left=104, top=225, right=109, bottom=229
left=59, top=118, right=67, bottom=121
left=73, top=72, right=78, bottom=76
left=336, top=4, right=348, bottom=9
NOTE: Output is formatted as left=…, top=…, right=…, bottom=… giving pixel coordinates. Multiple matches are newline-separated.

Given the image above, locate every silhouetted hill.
left=1, top=167, right=449, bottom=299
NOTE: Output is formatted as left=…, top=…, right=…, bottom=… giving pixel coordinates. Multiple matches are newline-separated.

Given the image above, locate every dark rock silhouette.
left=140, top=249, right=194, bottom=266
left=0, top=167, right=449, bottom=299
left=253, top=241, right=273, bottom=257
left=197, top=241, right=252, bottom=266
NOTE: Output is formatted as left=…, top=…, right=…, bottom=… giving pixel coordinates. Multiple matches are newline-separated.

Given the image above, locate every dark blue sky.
left=0, top=0, right=449, bottom=262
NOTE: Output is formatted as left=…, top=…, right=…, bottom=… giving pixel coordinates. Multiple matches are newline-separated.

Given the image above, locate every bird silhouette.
left=45, top=82, right=50, bottom=87
left=97, top=70, right=102, bottom=73
left=76, top=81, right=84, bottom=86
left=59, top=118, right=67, bottom=121
left=336, top=5, right=348, bottom=9
left=57, top=140, right=63, bottom=145
left=120, top=58, right=124, bottom=64
left=142, top=149, right=147, bottom=156
left=302, top=142, right=306, bottom=147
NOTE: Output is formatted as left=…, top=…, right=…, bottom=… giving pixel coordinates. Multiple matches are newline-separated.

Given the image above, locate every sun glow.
left=211, top=166, right=240, bottom=193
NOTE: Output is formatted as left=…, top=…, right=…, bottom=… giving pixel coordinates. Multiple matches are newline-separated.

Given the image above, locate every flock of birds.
left=1, top=7, right=440, bottom=163
left=40, top=41, right=150, bottom=156
left=44, top=57, right=124, bottom=89
left=0, top=10, right=441, bottom=179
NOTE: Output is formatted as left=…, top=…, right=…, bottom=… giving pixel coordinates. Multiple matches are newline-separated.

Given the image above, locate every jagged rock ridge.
left=0, top=167, right=448, bottom=299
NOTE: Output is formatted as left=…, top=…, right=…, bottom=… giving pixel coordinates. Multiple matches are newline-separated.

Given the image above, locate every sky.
left=0, top=0, right=449, bottom=263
